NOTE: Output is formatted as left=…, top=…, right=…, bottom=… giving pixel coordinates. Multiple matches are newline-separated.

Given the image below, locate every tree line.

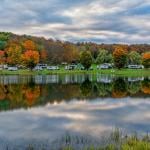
left=0, top=32, right=150, bottom=69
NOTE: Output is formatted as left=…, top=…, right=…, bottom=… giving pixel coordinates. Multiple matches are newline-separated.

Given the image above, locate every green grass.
left=24, top=132, right=150, bottom=150
left=0, top=64, right=150, bottom=77
left=0, top=68, right=149, bottom=77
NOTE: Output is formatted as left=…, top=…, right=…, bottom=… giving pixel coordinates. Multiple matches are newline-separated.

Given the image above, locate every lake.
left=0, top=74, right=149, bottom=149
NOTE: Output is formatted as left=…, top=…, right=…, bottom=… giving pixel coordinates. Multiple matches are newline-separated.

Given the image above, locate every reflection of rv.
left=128, top=77, right=144, bottom=82
left=97, top=75, right=113, bottom=83
left=128, top=65, right=144, bottom=69
left=97, top=63, right=113, bottom=69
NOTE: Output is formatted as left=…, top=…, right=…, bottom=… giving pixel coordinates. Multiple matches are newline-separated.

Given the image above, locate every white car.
left=8, top=67, right=18, bottom=71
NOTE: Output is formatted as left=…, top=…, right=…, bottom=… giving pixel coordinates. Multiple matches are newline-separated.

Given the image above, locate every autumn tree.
left=113, top=46, right=128, bottom=69
left=112, top=78, right=127, bottom=98
left=6, top=42, right=22, bottom=66
left=23, top=40, right=36, bottom=51
left=96, top=49, right=113, bottom=64
left=21, top=50, right=39, bottom=70
left=80, top=50, right=93, bottom=70
left=63, top=43, right=79, bottom=63
left=40, top=49, right=48, bottom=63
left=0, top=50, right=5, bottom=64
left=128, top=51, right=141, bottom=65
left=142, top=52, right=150, bottom=68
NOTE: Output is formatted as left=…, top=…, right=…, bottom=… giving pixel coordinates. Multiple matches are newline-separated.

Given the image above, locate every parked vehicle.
left=98, top=63, right=113, bottom=69
left=128, top=65, right=144, bottom=69
left=47, top=66, right=59, bottom=70
left=65, top=65, right=77, bottom=70
left=33, top=66, right=43, bottom=71
left=8, top=66, right=18, bottom=71
left=37, top=64, right=48, bottom=69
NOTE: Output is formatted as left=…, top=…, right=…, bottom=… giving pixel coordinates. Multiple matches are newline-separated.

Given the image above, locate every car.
left=47, top=66, right=59, bottom=70
left=128, top=65, right=144, bottom=69
left=8, top=66, right=18, bottom=71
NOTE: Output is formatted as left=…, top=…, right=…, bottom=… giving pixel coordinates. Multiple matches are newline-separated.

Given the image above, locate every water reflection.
left=0, top=74, right=149, bottom=148
left=0, top=75, right=149, bottom=111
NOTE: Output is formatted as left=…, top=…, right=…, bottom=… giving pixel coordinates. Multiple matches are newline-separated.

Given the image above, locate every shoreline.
left=0, top=69, right=150, bottom=77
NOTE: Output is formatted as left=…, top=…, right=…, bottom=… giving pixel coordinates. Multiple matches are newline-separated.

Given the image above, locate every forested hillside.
left=0, top=32, right=150, bottom=65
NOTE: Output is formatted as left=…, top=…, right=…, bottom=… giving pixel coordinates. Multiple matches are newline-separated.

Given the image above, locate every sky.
left=0, top=0, right=150, bottom=44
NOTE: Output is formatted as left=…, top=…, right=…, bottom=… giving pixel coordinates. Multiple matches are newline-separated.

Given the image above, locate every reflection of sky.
left=0, top=98, right=150, bottom=147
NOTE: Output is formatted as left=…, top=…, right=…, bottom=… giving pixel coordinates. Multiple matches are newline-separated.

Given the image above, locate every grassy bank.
left=6, top=131, right=150, bottom=150
left=0, top=68, right=150, bottom=77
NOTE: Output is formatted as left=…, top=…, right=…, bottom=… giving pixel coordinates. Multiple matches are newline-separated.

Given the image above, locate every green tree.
left=80, top=50, right=93, bottom=70
left=96, top=49, right=113, bottom=64
left=0, top=41, right=7, bottom=50
left=128, top=51, right=141, bottom=65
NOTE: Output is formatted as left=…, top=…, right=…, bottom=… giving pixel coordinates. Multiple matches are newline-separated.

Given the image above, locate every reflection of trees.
left=127, top=81, right=141, bottom=95
left=23, top=85, right=40, bottom=106
left=112, top=78, right=127, bottom=98
left=80, top=79, right=92, bottom=97
left=0, top=85, right=6, bottom=100
left=47, top=84, right=80, bottom=103
left=0, top=76, right=149, bottom=111
left=95, top=83, right=112, bottom=97
left=141, top=78, right=150, bottom=94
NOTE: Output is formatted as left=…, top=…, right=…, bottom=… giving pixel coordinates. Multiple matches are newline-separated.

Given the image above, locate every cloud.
left=0, top=0, right=150, bottom=43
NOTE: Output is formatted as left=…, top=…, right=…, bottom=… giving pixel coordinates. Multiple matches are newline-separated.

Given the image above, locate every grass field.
left=0, top=67, right=150, bottom=77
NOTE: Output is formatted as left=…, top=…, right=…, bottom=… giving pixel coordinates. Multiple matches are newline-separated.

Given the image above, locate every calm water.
left=0, top=74, right=150, bottom=149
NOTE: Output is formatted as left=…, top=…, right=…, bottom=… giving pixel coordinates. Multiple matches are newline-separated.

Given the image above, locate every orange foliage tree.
left=40, top=49, right=48, bottom=63
left=113, top=46, right=128, bottom=69
left=63, top=44, right=79, bottom=63
left=21, top=50, right=39, bottom=70
left=141, top=78, right=150, bottom=94
left=23, top=40, right=36, bottom=51
left=6, top=43, right=22, bottom=65
left=0, top=50, right=5, bottom=64
left=23, top=86, right=40, bottom=106
left=142, top=52, right=150, bottom=68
